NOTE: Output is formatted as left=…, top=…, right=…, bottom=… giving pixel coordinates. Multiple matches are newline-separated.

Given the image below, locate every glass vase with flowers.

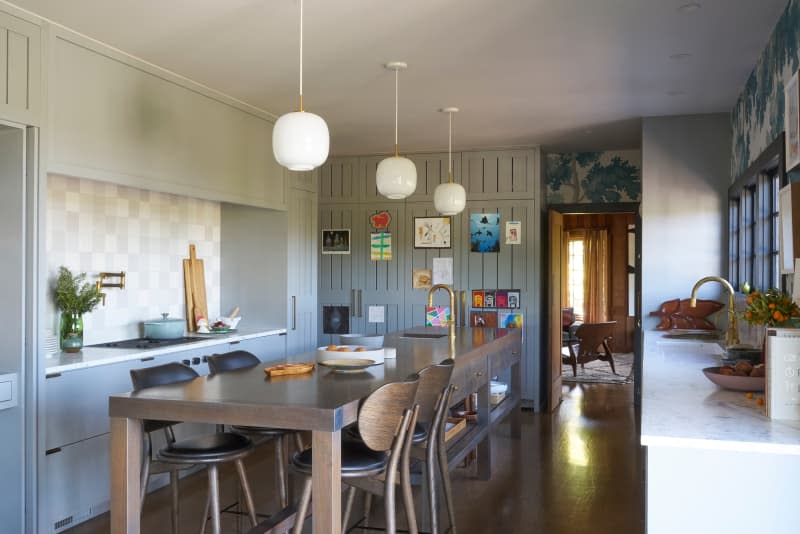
left=53, top=266, right=103, bottom=353
left=742, top=287, right=800, bottom=362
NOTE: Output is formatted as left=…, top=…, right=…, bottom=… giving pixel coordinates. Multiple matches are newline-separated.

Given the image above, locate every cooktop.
left=88, top=337, right=206, bottom=350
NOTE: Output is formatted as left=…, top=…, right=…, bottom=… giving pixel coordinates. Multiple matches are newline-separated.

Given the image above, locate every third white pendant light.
left=375, top=62, right=417, bottom=199
left=433, top=107, right=466, bottom=215
left=272, top=0, right=329, bottom=172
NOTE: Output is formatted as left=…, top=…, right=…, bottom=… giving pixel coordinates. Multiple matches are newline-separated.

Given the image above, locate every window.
left=566, top=234, right=585, bottom=319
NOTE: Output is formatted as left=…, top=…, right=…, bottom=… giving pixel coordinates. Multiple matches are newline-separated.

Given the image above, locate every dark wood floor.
left=67, top=382, right=644, bottom=534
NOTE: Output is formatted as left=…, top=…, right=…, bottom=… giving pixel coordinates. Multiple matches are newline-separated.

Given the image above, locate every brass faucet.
left=689, top=276, right=740, bottom=347
left=426, top=284, right=457, bottom=338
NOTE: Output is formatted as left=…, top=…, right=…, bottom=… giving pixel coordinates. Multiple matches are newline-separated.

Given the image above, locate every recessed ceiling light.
left=667, top=90, right=686, bottom=96
left=678, top=2, right=701, bottom=13
left=669, top=53, right=692, bottom=61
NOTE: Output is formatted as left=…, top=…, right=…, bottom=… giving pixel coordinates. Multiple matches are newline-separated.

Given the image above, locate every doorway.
left=546, top=203, right=642, bottom=411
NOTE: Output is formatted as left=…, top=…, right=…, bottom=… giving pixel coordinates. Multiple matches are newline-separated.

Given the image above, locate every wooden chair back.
left=414, top=359, right=455, bottom=425
left=358, top=376, right=420, bottom=452
left=573, top=321, right=616, bottom=358
left=207, top=350, right=260, bottom=373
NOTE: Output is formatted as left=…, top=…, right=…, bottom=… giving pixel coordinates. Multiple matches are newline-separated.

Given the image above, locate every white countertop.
left=44, top=328, right=286, bottom=374
left=641, top=331, right=800, bottom=455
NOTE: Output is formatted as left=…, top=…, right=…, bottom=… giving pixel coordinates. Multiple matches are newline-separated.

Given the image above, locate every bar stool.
left=291, top=376, right=421, bottom=534
left=206, top=350, right=304, bottom=509
left=130, top=362, right=258, bottom=534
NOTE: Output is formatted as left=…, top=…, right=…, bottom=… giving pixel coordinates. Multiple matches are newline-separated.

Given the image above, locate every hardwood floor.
left=66, top=382, right=644, bottom=534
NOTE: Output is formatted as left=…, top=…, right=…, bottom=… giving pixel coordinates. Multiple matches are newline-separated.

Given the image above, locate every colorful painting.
left=546, top=151, right=641, bottom=204
left=426, top=306, right=452, bottom=327
left=472, top=290, right=485, bottom=308
left=731, top=0, right=800, bottom=178
left=507, top=290, right=520, bottom=309
left=505, top=221, right=522, bottom=244
left=414, top=217, right=451, bottom=248
left=495, top=290, right=508, bottom=308
left=370, top=210, right=392, bottom=229
left=470, top=311, right=498, bottom=328
left=323, top=306, right=350, bottom=334
left=499, top=311, right=523, bottom=329
left=470, top=213, right=500, bottom=253
left=321, top=229, right=350, bottom=254
left=484, top=290, right=495, bottom=307
left=370, top=232, right=392, bottom=261
left=412, top=268, right=433, bottom=289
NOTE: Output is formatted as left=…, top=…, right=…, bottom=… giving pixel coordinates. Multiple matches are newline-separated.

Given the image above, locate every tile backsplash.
left=46, top=174, right=221, bottom=347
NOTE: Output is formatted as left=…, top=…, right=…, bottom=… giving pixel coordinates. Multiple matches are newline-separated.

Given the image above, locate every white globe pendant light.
left=433, top=107, right=466, bottom=215
left=376, top=62, right=417, bottom=199
left=272, top=0, right=329, bottom=171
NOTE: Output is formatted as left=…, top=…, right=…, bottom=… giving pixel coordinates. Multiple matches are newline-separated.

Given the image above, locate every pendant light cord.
left=298, top=0, right=304, bottom=111
left=448, top=111, right=453, bottom=183
left=394, top=68, right=399, bottom=156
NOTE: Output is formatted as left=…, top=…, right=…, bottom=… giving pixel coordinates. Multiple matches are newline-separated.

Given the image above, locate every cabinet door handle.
left=140, top=356, right=155, bottom=362
left=45, top=372, right=61, bottom=379
left=291, top=295, right=297, bottom=331
left=351, top=289, right=356, bottom=316
left=358, top=290, right=363, bottom=317
left=229, top=340, right=240, bottom=345
left=475, top=371, right=484, bottom=377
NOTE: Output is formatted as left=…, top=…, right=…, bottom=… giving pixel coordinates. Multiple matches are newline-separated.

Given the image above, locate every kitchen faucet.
left=426, top=284, right=457, bottom=339
left=689, top=276, right=740, bottom=347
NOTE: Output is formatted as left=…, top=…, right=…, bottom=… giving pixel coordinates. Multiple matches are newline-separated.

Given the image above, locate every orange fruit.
left=355, top=347, right=367, bottom=352
left=756, top=398, right=765, bottom=406
left=745, top=392, right=753, bottom=399
left=325, top=345, right=338, bottom=351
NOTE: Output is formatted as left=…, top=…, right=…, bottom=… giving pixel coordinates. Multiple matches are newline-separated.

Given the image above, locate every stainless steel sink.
left=399, top=332, right=449, bottom=339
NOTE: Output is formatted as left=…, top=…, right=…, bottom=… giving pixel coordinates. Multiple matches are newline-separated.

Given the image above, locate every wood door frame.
left=546, top=202, right=643, bottom=407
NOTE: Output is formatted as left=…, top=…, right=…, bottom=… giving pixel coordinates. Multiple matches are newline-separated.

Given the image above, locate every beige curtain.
left=583, top=228, right=609, bottom=323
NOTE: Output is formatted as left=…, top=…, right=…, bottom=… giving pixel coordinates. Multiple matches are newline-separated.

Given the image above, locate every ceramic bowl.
left=702, top=366, right=765, bottom=392
left=337, top=334, right=384, bottom=347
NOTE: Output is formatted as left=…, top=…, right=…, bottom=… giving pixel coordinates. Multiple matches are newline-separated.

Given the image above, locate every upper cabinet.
left=462, top=149, right=538, bottom=200
left=0, top=10, right=41, bottom=126
left=47, top=29, right=285, bottom=210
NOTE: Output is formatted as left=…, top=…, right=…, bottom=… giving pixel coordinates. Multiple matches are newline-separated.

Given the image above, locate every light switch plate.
left=0, top=372, right=18, bottom=410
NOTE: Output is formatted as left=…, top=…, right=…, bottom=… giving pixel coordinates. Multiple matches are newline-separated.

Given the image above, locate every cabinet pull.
left=358, top=290, right=363, bottom=317
left=291, top=295, right=297, bottom=330
left=453, top=385, right=460, bottom=391
left=45, top=447, right=62, bottom=456
left=229, top=340, right=240, bottom=345
left=140, top=356, right=155, bottom=362
left=45, top=372, right=61, bottom=379
left=475, top=371, right=484, bottom=377
left=351, top=289, right=356, bottom=316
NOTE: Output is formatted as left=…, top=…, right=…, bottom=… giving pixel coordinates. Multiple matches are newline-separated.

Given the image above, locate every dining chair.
left=562, top=321, right=617, bottom=376
left=130, top=362, right=258, bottom=534
left=206, top=350, right=304, bottom=509
left=356, top=360, right=457, bottom=534
left=291, top=376, right=421, bottom=534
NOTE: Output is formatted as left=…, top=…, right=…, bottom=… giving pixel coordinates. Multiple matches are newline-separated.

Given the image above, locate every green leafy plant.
left=53, top=266, right=102, bottom=315
left=743, top=287, right=800, bottom=326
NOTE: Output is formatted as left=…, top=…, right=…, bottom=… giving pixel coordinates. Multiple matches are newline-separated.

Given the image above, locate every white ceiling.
left=10, top=0, right=789, bottom=155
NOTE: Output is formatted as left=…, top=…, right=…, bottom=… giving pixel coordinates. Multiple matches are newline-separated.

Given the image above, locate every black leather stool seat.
left=292, top=439, right=387, bottom=475
left=158, top=432, right=254, bottom=464
left=232, top=425, right=288, bottom=437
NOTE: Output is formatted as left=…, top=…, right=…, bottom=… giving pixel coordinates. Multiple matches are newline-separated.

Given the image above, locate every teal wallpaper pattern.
left=545, top=150, right=641, bottom=204
left=731, top=0, right=800, bottom=178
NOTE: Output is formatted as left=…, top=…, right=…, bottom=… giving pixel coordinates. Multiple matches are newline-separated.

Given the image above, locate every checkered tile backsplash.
left=46, top=174, right=221, bottom=346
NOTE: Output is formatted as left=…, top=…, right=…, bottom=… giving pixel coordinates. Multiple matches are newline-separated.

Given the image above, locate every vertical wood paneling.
left=498, top=156, right=513, bottom=194
left=463, top=150, right=536, bottom=199
left=484, top=157, right=498, bottom=194
left=319, top=158, right=359, bottom=202
left=0, top=28, right=7, bottom=105
left=6, top=30, right=28, bottom=110
left=0, top=12, right=39, bottom=124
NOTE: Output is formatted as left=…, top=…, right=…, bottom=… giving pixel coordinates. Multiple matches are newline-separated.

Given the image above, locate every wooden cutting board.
left=183, top=244, right=207, bottom=332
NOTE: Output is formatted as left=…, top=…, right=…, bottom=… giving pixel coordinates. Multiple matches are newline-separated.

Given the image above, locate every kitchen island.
left=641, top=332, right=800, bottom=534
left=108, top=326, right=522, bottom=533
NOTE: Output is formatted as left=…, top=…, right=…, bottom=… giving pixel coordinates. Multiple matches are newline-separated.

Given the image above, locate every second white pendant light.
left=272, top=0, right=329, bottom=172
left=376, top=62, right=417, bottom=199
left=433, top=107, right=466, bottom=215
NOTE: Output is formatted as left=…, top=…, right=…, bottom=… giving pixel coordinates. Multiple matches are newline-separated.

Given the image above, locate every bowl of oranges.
left=317, top=345, right=385, bottom=363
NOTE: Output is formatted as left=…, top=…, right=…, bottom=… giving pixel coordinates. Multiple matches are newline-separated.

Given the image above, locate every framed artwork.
left=472, top=290, right=485, bottom=308
left=785, top=70, right=800, bottom=172
left=470, top=213, right=500, bottom=253
left=495, top=290, right=508, bottom=308
left=507, top=290, right=521, bottom=309
left=470, top=310, right=498, bottom=328
left=414, top=217, right=451, bottom=248
left=432, top=257, right=453, bottom=285
left=412, top=268, right=433, bottom=289
left=499, top=311, right=523, bottom=329
left=505, top=221, right=522, bottom=245
left=370, top=232, right=392, bottom=261
left=321, top=229, right=350, bottom=254
left=484, top=290, right=496, bottom=308
left=322, top=305, right=350, bottom=334
left=779, top=183, right=800, bottom=273
left=426, top=306, right=452, bottom=326
left=370, top=210, right=392, bottom=230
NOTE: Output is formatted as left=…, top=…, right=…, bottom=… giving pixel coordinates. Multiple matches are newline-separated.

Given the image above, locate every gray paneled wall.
left=318, top=149, right=542, bottom=405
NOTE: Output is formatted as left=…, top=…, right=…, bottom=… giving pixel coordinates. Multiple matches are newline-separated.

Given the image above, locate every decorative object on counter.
left=470, top=310, right=498, bottom=328
left=369, top=210, right=392, bottom=230
left=272, top=0, right=329, bottom=171
left=433, top=107, right=466, bottom=215
left=143, top=313, right=185, bottom=340
left=470, top=213, right=501, bottom=252
left=650, top=298, right=723, bottom=330
left=263, top=362, right=315, bottom=377
left=505, top=221, right=522, bottom=245
left=94, top=271, right=125, bottom=306
left=784, top=69, right=800, bottom=172
left=413, top=216, right=451, bottom=248
left=321, top=229, right=350, bottom=254
left=318, top=345, right=385, bottom=363
left=689, top=276, right=740, bottom=347
left=499, top=311, right=523, bottom=329
left=412, top=268, right=433, bottom=289
left=322, top=305, right=349, bottom=334
left=765, top=327, right=800, bottom=420
left=182, top=244, right=207, bottom=332
left=370, top=232, right=392, bottom=260
left=195, top=318, right=211, bottom=334
left=375, top=61, right=417, bottom=199
left=53, top=266, right=103, bottom=353
left=743, top=288, right=800, bottom=326
left=318, top=358, right=380, bottom=373
left=426, top=305, right=452, bottom=327
left=432, top=256, right=453, bottom=285
left=702, top=365, right=765, bottom=392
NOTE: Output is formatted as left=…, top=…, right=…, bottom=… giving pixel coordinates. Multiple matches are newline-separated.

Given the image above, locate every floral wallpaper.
left=545, top=150, right=641, bottom=204
left=731, top=0, right=800, bottom=178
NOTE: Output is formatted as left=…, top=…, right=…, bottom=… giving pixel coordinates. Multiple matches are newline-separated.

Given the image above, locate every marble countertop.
left=44, top=328, right=286, bottom=374
left=641, top=331, right=800, bottom=455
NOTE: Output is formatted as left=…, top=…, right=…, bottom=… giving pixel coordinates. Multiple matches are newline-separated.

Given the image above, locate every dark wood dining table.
left=108, top=327, right=522, bottom=533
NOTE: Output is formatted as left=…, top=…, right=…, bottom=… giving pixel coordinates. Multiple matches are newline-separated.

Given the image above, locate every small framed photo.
left=322, top=229, right=350, bottom=254
left=785, top=70, right=800, bottom=172
left=414, top=217, right=451, bottom=248
left=505, top=221, right=522, bottom=245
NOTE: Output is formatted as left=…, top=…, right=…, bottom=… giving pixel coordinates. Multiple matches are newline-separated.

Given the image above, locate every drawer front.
left=450, top=355, right=488, bottom=404
left=490, top=342, right=521, bottom=376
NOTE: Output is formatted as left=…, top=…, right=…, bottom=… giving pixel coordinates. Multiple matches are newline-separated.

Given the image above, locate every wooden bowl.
left=702, top=366, right=765, bottom=392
